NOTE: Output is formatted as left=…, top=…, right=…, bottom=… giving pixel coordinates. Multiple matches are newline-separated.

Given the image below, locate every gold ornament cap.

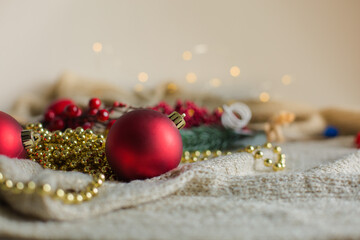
left=21, top=130, right=40, bottom=149
left=168, top=111, right=186, bottom=130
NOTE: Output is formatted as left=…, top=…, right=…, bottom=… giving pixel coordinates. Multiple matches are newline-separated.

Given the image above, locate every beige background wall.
left=0, top=0, right=359, bottom=111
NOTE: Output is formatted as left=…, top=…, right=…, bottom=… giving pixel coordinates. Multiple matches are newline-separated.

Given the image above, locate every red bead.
left=65, top=104, right=79, bottom=118
left=88, top=108, right=98, bottom=116
left=105, top=109, right=183, bottom=181
left=89, top=98, right=102, bottom=109
left=97, top=109, right=109, bottom=122
left=0, top=111, right=27, bottom=158
left=47, top=99, right=74, bottom=115
left=44, top=110, right=55, bottom=121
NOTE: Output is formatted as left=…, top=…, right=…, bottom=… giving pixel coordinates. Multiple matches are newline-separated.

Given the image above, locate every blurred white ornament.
left=221, top=102, right=252, bottom=133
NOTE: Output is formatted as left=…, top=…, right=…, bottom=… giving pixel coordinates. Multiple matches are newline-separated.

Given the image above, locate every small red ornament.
left=105, top=109, right=185, bottom=181
left=0, top=111, right=27, bottom=158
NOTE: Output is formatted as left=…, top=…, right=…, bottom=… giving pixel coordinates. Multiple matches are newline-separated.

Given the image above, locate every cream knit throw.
left=0, top=136, right=359, bottom=239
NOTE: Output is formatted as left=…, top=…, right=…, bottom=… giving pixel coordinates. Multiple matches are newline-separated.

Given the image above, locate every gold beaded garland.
left=0, top=170, right=104, bottom=204
left=181, top=144, right=286, bottom=171
left=23, top=124, right=116, bottom=180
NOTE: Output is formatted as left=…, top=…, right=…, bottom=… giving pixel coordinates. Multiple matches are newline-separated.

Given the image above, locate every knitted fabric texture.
left=0, top=136, right=359, bottom=239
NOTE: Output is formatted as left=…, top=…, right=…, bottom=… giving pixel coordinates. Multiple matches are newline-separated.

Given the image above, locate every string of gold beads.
left=181, top=142, right=286, bottom=171
left=0, top=170, right=104, bottom=204
left=24, top=123, right=116, bottom=180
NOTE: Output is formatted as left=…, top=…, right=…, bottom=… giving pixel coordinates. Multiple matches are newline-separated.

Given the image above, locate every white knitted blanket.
left=0, top=136, right=359, bottom=240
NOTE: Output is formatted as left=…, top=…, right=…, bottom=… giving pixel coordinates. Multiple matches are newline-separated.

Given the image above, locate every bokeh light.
left=138, top=72, right=149, bottom=82
left=182, top=51, right=192, bottom=61
left=210, top=78, right=222, bottom=87
left=281, top=75, right=292, bottom=85
left=92, top=42, right=103, bottom=53
left=186, top=72, right=197, bottom=83
left=259, top=92, right=270, bottom=102
left=230, top=66, right=241, bottom=77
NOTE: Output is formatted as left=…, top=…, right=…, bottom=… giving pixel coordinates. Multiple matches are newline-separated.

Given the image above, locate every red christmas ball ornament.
left=105, top=109, right=185, bottom=181
left=47, top=99, right=74, bottom=115
left=355, top=132, right=360, bottom=148
left=0, top=111, right=27, bottom=159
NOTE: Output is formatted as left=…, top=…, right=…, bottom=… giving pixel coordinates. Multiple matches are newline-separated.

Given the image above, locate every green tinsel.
left=180, top=126, right=266, bottom=151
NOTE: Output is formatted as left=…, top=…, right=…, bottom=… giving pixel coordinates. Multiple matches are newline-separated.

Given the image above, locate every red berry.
left=47, top=99, right=74, bottom=115
left=113, top=101, right=120, bottom=107
left=107, top=119, right=116, bottom=129
left=89, top=98, right=101, bottom=109
left=44, top=110, right=55, bottom=122
left=88, top=108, right=98, bottom=116
left=97, top=109, right=109, bottom=122
left=76, top=108, right=82, bottom=117
left=82, top=122, right=93, bottom=130
left=65, top=104, right=79, bottom=117
left=112, top=101, right=126, bottom=108
left=49, top=117, right=64, bottom=131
